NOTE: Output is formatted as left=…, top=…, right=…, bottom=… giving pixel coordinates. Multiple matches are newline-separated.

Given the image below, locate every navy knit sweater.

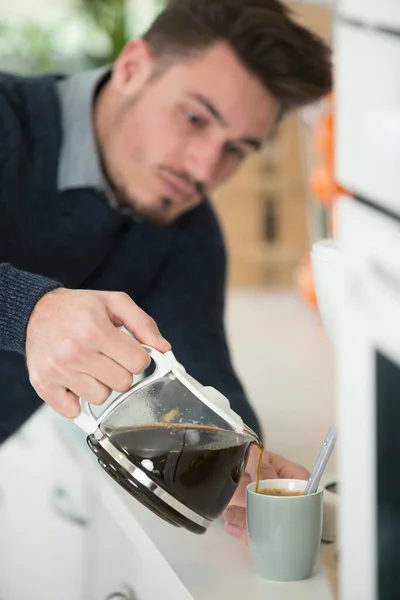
left=0, top=71, right=262, bottom=443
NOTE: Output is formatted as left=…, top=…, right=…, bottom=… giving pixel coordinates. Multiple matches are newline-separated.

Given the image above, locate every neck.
left=93, top=80, right=113, bottom=166
left=93, top=81, right=123, bottom=203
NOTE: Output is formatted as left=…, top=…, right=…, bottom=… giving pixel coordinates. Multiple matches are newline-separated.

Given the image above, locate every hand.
left=222, top=445, right=310, bottom=544
left=26, top=288, right=171, bottom=418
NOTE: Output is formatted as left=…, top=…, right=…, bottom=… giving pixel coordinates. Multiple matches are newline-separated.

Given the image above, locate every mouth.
left=158, top=173, right=196, bottom=205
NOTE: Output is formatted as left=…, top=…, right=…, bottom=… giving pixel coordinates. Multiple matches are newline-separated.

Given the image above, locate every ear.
left=112, top=40, right=154, bottom=95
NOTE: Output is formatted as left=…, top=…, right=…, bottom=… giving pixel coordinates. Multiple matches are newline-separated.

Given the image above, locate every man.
left=0, top=0, right=331, bottom=542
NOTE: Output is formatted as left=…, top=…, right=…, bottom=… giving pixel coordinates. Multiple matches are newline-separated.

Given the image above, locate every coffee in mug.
left=259, top=488, right=303, bottom=497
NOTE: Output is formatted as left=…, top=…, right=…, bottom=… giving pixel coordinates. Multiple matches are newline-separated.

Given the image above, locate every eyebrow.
left=187, top=93, right=262, bottom=151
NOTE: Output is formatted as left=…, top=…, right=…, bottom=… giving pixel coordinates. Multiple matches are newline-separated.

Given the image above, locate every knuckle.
left=58, top=392, right=80, bottom=419
left=114, top=291, right=131, bottom=305
left=132, top=352, right=151, bottom=374
left=114, top=372, right=133, bottom=393
left=90, top=387, right=112, bottom=406
left=43, top=357, right=60, bottom=379
left=79, top=320, right=102, bottom=346
left=141, top=313, right=157, bottom=330
left=57, top=339, right=81, bottom=363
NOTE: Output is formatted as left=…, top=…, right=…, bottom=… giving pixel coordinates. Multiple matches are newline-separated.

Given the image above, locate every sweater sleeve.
left=138, top=202, right=263, bottom=441
left=0, top=88, right=62, bottom=354
left=0, top=263, right=61, bottom=354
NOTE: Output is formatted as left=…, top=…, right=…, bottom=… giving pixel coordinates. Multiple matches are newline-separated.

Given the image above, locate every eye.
left=185, top=110, right=205, bottom=128
left=226, top=143, right=246, bottom=159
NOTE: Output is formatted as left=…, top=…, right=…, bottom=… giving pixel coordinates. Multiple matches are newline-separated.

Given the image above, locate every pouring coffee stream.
left=74, top=345, right=262, bottom=534
left=255, top=443, right=264, bottom=494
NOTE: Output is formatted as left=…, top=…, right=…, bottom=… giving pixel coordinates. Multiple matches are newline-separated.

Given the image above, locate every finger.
left=222, top=506, right=246, bottom=529
left=224, top=522, right=248, bottom=545
left=66, top=373, right=112, bottom=406
left=46, top=386, right=81, bottom=419
left=105, top=292, right=171, bottom=353
left=269, top=452, right=310, bottom=480
left=246, top=446, right=307, bottom=482
left=100, top=328, right=152, bottom=375
left=76, top=352, right=134, bottom=393
left=245, top=444, right=269, bottom=480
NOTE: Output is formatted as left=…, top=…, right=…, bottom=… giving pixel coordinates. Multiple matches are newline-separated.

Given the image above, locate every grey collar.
left=56, top=66, right=111, bottom=193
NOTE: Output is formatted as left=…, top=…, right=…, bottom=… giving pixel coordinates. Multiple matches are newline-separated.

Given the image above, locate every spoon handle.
left=304, top=426, right=338, bottom=495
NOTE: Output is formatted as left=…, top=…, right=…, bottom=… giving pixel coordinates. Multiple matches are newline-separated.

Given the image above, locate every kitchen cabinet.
left=0, top=408, right=192, bottom=600
left=339, top=0, right=400, bottom=29
left=336, top=22, right=400, bottom=215
left=85, top=475, right=193, bottom=600
left=0, top=408, right=87, bottom=600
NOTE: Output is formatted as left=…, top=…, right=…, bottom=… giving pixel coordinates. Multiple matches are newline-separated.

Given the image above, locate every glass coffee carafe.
left=75, top=346, right=260, bottom=534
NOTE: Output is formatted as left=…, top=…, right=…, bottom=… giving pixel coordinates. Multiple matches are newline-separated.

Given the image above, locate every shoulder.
left=0, top=71, right=63, bottom=175
left=0, top=70, right=63, bottom=137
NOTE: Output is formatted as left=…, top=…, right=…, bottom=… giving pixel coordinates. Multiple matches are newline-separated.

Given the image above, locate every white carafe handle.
left=74, top=345, right=175, bottom=435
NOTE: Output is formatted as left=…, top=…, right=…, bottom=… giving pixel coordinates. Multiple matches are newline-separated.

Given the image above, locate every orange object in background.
left=309, top=97, right=338, bottom=209
left=309, top=96, right=353, bottom=211
left=313, top=111, right=334, bottom=166
left=297, top=93, right=352, bottom=309
left=310, top=163, right=336, bottom=208
left=295, top=253, right=318, bottom=309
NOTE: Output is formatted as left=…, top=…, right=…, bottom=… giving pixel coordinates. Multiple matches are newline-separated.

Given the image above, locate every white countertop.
left=54, top=416, right=333, bottom=600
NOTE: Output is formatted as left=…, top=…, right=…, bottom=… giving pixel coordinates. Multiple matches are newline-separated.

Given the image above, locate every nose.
left=184, top=139, right=222, bottom=185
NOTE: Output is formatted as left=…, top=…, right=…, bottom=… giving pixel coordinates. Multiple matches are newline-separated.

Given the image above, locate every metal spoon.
left=303, top=426, right=338, bottom=495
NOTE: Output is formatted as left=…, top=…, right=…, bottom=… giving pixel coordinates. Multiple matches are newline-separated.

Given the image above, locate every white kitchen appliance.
left=336, top=1, right=400, bottom=598
left=336, top=196, right=400, bottom=600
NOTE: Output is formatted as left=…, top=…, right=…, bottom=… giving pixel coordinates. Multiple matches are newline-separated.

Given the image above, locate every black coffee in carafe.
left=108, top=423, right=251, bottom=520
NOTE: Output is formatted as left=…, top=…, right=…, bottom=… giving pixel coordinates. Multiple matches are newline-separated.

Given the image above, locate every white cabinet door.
left=336, top=22, right=400, bottom=215
left=0, top=408, right=87, bottom=600
left=86, top=481, right=194, bottom=600
left=338, top=0, right=400, bottom=29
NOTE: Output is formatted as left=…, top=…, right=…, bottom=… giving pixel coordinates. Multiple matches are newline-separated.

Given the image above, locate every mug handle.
left=74, top=345, right=177, bottom=435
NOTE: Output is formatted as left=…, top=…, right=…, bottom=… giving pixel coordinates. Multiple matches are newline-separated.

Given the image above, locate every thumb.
left=104, top=292, right=171, bottom=353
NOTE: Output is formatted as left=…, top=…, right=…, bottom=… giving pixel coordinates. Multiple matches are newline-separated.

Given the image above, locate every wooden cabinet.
left=212, top=115, right=309, bottom=288
left=211, top=3, right=333, bottom=289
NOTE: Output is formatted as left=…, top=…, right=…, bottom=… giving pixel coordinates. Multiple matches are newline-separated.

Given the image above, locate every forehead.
left=154, top=42, right=279, bottom=138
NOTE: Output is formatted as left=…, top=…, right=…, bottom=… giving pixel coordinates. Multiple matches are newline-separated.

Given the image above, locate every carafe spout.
left=243, top=425, right=262, bottom=447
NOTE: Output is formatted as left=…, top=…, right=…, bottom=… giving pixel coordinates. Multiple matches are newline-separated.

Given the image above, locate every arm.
left=0, top=263, right=61, bottom=353
left=0, top=90, right=62, bottom=353
left=139, top=201, right=263, bottom=440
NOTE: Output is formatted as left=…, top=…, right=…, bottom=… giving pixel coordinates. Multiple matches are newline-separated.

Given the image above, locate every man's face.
left=97, top=41, right=279, bottom=226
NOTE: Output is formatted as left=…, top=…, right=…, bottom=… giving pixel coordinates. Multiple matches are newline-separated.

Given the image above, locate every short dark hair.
left=143, top=0, right=332, bottom=114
